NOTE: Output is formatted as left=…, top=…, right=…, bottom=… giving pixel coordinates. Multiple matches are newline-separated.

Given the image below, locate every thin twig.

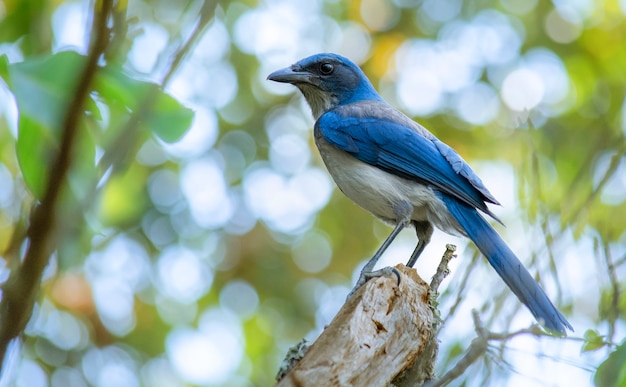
left=425, top=311, right=548, bottom=387
left=401, top=245, right=457, bottom=386
left=613, top=253, right=626, bottom=268
left=428, top=244, right=456, bottom=325
left=0, top=0, right=114, bottom=369
left=430, top=244, right=457, bottom=295
left=162, top=0, right=217, bottom=87
left=601, top=239, right=620, bottom=343
left=568, top=143, right=625, bottom=229
left=442, top=250, right=479, bottom=328
left=97, top=0, right=218, bottom=174
left=425, top=316, right=489, bottom=387
left=525, top=122, right=565, bottom=303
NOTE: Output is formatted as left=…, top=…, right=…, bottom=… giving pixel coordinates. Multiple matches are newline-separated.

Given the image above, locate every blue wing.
left=316, top=110, right=501, bottom=222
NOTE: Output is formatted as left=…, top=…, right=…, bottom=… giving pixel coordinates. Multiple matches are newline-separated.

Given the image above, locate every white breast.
left=315, top=136, right=465, bottom=236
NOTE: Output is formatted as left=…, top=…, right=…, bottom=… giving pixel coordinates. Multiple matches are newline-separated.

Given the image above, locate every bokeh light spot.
left=15, top=358, right=47, bottom=387
left=128, top=22, right=169, bottom=75
left=81, top=346, right=139, bottom=387
left=167, top=309, right=243, bottom=385
left=51, top=0, right=89, bottom=53
left=140, top=357, right=182, bottom=387
left=361, top=0, right=399, bottom=31
left=397, top=68, right=443, bottom=116
left=524, top=48, right=570, bottom=109
left=0, top=163, right=14, bottom=209
left=270, top=134, right=311, bottom=175
left=552, top=0, right=594, bottom=24
left=545, top=9, right=581, bottom=44
left=148, top=169, right=182, bottom=209
left=219, top=280, right=260, bottom=320
left=243, top=165, right=332, bottom=234
left=422, top=0, right=462, bottom=23
left=92, top=278, right=136, bottom=336
left=292, top=231, right=333, bottom=273
left=51, top=367, right=88, bottom=387
left=333, top=22, right=372, bottom=64
left=454, top=82, right=500, bottom=125
left=501, top=68, right=544, bottom=110
left=136, top=138, right=168, bottom=167
left=181, top=156, right=234, bottom=229
left=162, top=107, right=218, bottom=158
left=157, top=246, right=213, bottom=303
left=97, top=362, right=140, bottom=387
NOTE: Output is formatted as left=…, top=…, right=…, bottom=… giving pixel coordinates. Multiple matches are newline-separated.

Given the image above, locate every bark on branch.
left=277, top=264, right=438, bottom=386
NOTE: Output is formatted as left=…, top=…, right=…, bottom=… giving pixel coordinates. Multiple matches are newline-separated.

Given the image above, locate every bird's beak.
left=267, top=66, right=311, bottom=84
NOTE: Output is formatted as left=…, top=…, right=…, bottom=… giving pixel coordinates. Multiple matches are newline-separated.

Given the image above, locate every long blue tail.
left=440, top=194, right=573, bottom=334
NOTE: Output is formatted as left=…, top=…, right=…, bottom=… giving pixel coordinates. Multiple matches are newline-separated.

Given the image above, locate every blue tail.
left=440, top=194, right=572, bottom=334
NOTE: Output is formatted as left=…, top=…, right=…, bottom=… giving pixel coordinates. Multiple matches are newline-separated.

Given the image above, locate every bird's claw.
left=364, top=266, right=401, bottom=285
left=345, top=266, right=401, bottom=301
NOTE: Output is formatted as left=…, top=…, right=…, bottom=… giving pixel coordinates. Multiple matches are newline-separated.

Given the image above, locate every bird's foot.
left=345, top=266, right=401, bottom=300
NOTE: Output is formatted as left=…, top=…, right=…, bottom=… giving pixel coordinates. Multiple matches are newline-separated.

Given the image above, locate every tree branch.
left=0, top=0, right=114, bottom=369
left=276, top=265, right=436, bottom=386
left=392, top=245, right=456, bottom=386
left=425, top=311, right=548, bottom=387
left=429, top=244, right=456, bottom=314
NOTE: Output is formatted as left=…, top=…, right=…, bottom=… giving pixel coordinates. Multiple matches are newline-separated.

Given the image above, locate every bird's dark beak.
left=267, top=66, right=311, bottom=84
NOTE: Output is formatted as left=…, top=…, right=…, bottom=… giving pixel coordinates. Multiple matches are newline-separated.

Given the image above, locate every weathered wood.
left=277, top=264, right=436, bottom=387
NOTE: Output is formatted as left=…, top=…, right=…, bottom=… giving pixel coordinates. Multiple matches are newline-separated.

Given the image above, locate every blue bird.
left=268, top=53, right=572, bottom=334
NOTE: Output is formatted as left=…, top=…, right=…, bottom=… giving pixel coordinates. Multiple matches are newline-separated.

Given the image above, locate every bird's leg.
left=346, top=201, right=413, bottom=300
left=406, top=221, right=433, bottom=267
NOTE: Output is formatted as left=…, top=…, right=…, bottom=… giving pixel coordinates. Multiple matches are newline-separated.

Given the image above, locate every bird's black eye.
left=319, top=62, right=334, bottom=75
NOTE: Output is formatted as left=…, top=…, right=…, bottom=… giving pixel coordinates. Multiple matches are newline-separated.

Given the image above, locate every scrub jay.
left=268, top=53, right=572, bottom=333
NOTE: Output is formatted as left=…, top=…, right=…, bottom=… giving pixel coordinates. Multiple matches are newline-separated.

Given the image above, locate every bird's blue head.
left=268, top=53, right=383, bottom=119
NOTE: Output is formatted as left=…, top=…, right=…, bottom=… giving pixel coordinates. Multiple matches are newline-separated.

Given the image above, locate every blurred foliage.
left=595, top=340, right=626, bottom=387
left=583, top=329, right=608, bottom=353
left=0, top=0, right=624, bottom=386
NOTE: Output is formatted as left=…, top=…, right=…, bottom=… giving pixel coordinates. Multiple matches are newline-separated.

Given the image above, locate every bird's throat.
left=298, top=85, right=337, bottom=120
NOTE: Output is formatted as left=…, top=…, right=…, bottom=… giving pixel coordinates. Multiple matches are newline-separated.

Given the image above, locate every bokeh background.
left=0, top=0, right=625, bottom=386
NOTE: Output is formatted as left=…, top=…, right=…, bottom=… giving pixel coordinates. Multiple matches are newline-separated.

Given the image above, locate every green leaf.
left=95, top=66, right=193, bottom=144
left=95, top=66, right=151, bottom=110
left=15, top=115, right=58, bottom=197
left=10, top=51, right=85, bottom=130
left=582, top=329, right=607, bottom=352
left=595, top=341, right=626, bottom=387
left=149, top=91, right=194, bottom=143
left=4, top=51, right=88, bottom=197
left=2, top=51, right=191, bottom=198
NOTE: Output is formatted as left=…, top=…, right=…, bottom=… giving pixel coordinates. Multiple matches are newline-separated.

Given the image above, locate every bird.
left=267, top=53, right=572, bottom=334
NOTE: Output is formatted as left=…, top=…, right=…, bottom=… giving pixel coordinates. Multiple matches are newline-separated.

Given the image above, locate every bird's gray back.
left=332, top=100, right=435, bottom=139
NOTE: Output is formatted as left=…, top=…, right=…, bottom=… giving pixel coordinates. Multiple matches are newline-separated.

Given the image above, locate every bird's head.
left=268, top=53, right=382, bottom=119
